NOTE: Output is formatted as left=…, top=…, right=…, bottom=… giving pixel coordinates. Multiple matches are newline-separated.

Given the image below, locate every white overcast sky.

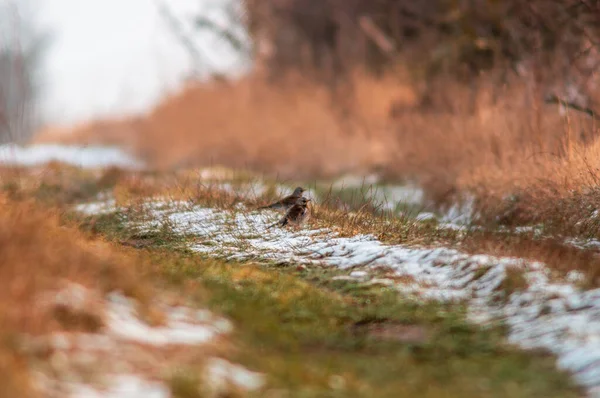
left=29, top=0, right=249, bottom=126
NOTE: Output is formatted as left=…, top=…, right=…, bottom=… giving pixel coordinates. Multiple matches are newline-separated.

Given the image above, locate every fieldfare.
left=258, top=186, right=305, bottom=211
left=270, top=197, right=311, bottom=228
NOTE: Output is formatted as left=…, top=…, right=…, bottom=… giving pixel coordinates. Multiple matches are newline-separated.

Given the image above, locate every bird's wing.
left=282, top=194, right=299, bottom=205
left=261, top=191, right=303, bottom=209
left=289, top=205, right=301, bottom=217
left=259, top=199, right=284, bottom=209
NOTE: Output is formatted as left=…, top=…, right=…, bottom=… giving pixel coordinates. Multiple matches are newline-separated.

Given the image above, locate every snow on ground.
left=329, top=174, right=476, bottom=228
left=205, top=358, right=267, bottom=392
left=378, top=185, right=425, bottom=211
left=565, top=237, right=600, bottom=253
left=32, top=283, right=264, bottom=397
left=438, top=194, right=478, bottom=226
left=75, top=199, right=119, bottom=216
left=0, top=144, right=143, bottom=169
left=62, top=375, right=169, bottom=398
left=75, top=199, right=600, bottom=396
left=105, top=292, right=233, bottom=346
left=331, top=173, right=382, bottom=189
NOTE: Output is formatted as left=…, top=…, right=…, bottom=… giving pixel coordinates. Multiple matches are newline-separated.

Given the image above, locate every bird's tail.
left=266, top=217, right=287, bottom=229
left=257, top=203, right=282, bottom=210
left=257, top=201, right=288, bottom=211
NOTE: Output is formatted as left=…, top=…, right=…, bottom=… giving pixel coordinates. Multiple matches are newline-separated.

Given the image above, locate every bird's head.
left=292, top=187, right=305, bottom=196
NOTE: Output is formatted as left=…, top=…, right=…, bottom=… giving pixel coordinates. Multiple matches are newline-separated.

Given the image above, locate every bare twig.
left=154, top=0, right=215, bottom=76
left=195, top=15, right=248, bottom=54
left=358, top=16, right=396, bottom=56
left=545, top=94, right=600, bottom=119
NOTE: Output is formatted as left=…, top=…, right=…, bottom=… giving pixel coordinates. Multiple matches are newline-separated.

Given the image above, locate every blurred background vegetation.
left=6, top=0, right=600, bottom=227
left=243, top=0, right=600, bottom=113
left=0, top=0, right=48, bottom=143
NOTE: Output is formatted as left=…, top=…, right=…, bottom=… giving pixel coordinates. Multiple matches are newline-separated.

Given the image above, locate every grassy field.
left=0, top=163, right=591, bottom=397
left=6, top=1, right=600, bottom=395
left=34, top=71, right=600, bottom=242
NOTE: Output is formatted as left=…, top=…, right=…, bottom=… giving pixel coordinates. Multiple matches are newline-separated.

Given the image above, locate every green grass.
left=496, top=267, right=529, bottom=302
left=152, top=251, right=578, bottom=398
left=75, top=207, right=580, bottom=398
left=169, top=368, right=206, bottom=398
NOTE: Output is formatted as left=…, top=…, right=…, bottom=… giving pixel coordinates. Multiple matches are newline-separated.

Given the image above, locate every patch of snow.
left=0, top=144, right=143, bottom=169
left=205, top=358, right=266, bottom=392
left=514, top=225, right=541, bottom=234
left=75, top=199, right=600, bottom=396
left=567, top=270, right=586, bottom=284
left=415, top=212, right=437, bottom=221
left=67, top=375, right=169, bottom=398
left=74, top=200, right=118, bottom=216
left=379, top=184, right=425, bottom=209
left=197, top=167, right=239, bottom=182
left=41, top=284, right=233, bottom=347
left=349, top=270, right=369, bottom=279
left=105, top=292, right=232, bottom=346
left=32, top=284, right=262, bottom=397
left=323, top=180, right=481, bottom=232
left=565, top=238, right=600, bottom=252
left=54, top=283, right=95, bottom=310
left=65, top=360, right=266, bottom=398
left=439, top=194, right=477, bottom=226
left=332, top=174, right=381, bottom=188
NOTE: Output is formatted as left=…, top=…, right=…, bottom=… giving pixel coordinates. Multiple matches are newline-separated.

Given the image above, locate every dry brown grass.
left=12, top=161, right=600, bottom=289
left=390, top=80, right=596, bottom=194
left=34, top=72, right=410, bottom=179
left=464, top=137, right=600, bottom=228
left=0, top=197, right=151, bottom=397
left=0, top=199, right=149, bottom=334
left=33, top=69, right=600, bottom=233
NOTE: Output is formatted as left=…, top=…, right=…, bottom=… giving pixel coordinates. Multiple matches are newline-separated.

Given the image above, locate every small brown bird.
left=258, top=187, right=305, bottom=211
left=270, top=197, right=311, bottom=228
left=278, top=197, right=311, bottom=228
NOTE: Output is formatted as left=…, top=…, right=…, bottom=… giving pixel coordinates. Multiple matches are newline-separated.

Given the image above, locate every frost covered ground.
left=0, top=144, right=143, bottom=169
left=76, top=198, right=600, bottom=397
left=31, top=283, right=264, bottom=397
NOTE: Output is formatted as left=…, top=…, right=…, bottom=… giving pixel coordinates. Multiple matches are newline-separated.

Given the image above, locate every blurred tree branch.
left=358, top=16, right=396, bottom=56
left=0, top=0, right=50, bottom=144
left=154, top=0, right=215, bottom=78
left=195, top=15, right=249, bottom=54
